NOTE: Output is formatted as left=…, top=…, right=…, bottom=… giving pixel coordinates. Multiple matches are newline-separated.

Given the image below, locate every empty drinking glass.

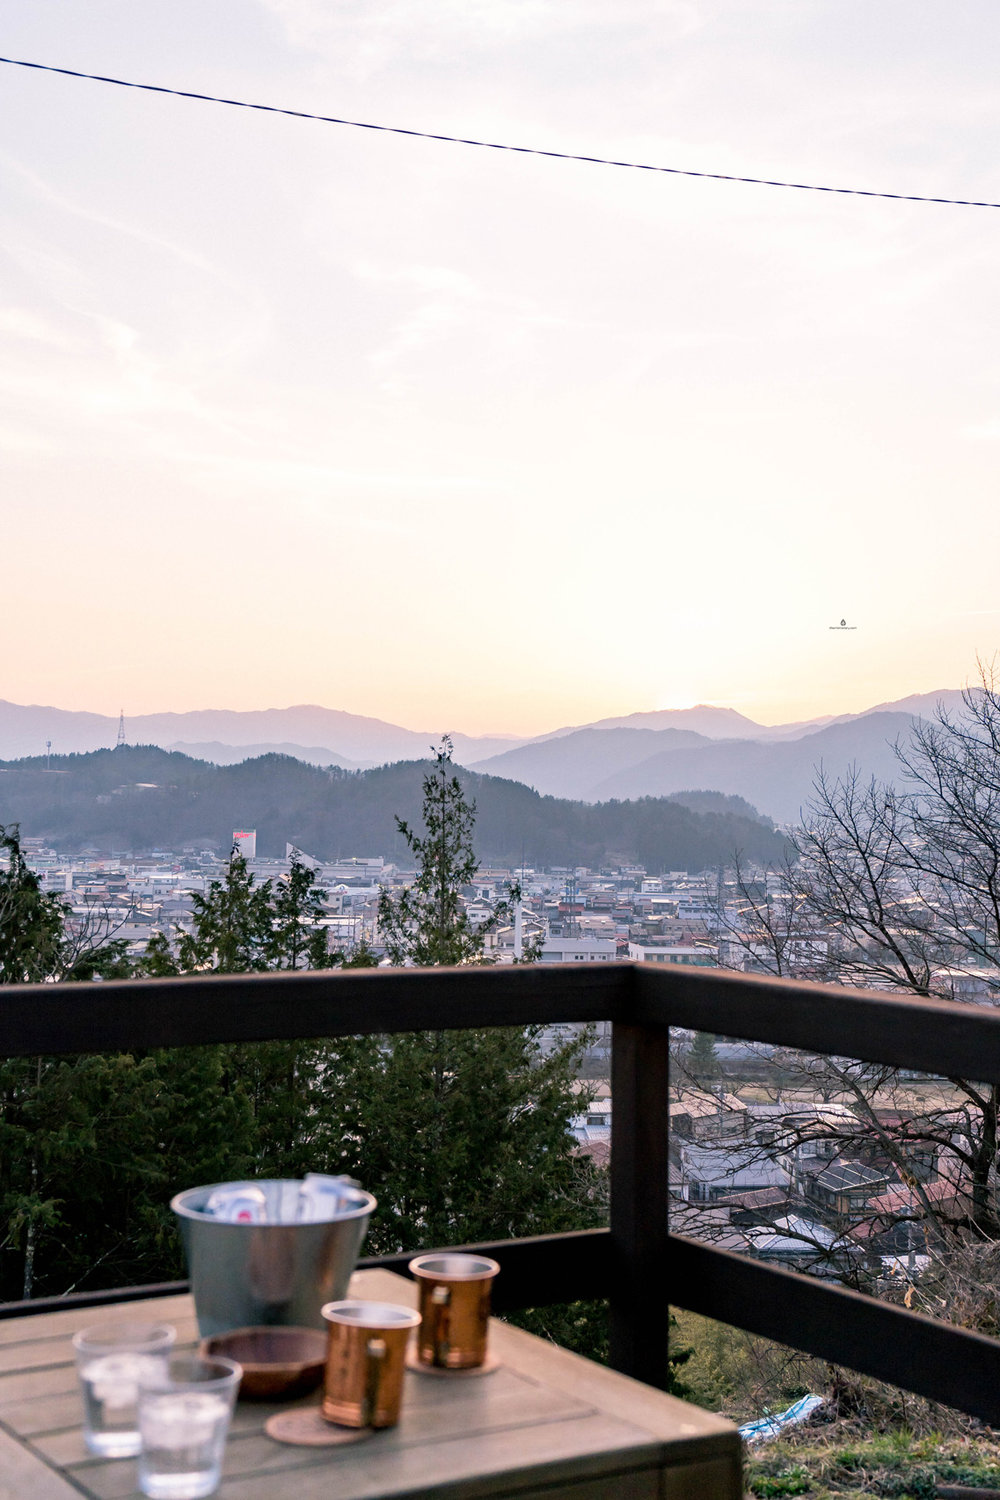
left=72, top=1322, right=177, bottom=1458
left=137, top=1353, right=242, bottom=1500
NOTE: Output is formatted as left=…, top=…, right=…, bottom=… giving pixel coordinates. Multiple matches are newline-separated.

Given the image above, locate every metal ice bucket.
left=171, top=1180, right=376, bottom=1337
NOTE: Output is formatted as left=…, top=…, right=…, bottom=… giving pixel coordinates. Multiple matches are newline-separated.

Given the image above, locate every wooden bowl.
left=200, top=1326, right=327, bottom=1402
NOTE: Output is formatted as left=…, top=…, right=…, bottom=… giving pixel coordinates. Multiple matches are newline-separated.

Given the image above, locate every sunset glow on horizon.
left=3, top=2, right=999, bottom=738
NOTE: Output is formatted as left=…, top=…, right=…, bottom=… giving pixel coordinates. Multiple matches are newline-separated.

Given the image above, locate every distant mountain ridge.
left=469, top=713, right=920, bottom=821
left=167, top=741, right=361, bottom=770
left=0, top=689, right=976, bottom=824
left=530, top=705, right=768, bottom=743
left=825, top=688, right=973, bottom=725
left=592, top=713, right=916, bottom=823
left=463, top=726, right=712, bottom=802
left=0, top=700, right=524, bottom=767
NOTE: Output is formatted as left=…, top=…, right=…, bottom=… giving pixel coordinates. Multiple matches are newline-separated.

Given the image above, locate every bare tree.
left=895, top=660, right=1000, bottom=987
left=702, top=669, right=1000, bottom=1267
left=717, top=851, right=823, bottom=979
left=796, top=769, right=945, bottom=995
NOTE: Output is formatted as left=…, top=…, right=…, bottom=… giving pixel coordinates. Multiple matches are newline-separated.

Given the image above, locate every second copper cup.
left=409, top=1253, right=500, bottom=1370
left=320, top=1300, right=420, bottom=1427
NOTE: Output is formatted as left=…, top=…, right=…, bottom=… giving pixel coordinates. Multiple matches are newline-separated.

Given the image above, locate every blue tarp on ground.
left=739, top=1393, right=825, bottom=1443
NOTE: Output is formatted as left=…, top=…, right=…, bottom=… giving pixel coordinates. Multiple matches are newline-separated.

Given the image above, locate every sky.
left=2, top=1, right=999, bottom=735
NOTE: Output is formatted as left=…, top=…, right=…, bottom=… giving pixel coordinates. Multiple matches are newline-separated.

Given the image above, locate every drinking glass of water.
left=72, top=1322, right=177, bottom=1458
left=137, top=1353, right=242, bottom=1499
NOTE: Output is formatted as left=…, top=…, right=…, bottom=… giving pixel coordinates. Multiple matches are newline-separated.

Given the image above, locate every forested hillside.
left=0, top=746, right=789, bottom=871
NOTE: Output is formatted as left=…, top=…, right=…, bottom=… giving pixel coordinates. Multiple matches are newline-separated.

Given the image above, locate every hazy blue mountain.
left=167, top=741, right=360, bottom=769
left=126, top=708, right=522, bottom=765
left=667, top=790, right=774, bottom=826
left=468, top=727, right=711, bottom=799
left=747, top=715, right=838, bottom=740
left=472, top=697, right=961, bottom=818
left=593, top=713, right=916, bottom=822
left=831, top=687, right=972, bottom=725
left=567, top=706, right=766, bottom=739
left=530, top=704, right=839, bottom=744
left=0, top=700, right=128, bottom=759
left=0, top=700, right=524, bottom=767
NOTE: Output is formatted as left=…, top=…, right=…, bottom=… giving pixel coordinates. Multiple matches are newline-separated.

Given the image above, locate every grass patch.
left=667, top=1310, right=1000, bottom=1496
left=745, top=1428, right=1000, bottom=1497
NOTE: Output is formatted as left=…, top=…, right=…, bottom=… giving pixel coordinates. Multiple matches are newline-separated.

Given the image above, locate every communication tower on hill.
left=116, top=710, right=126, bottom=748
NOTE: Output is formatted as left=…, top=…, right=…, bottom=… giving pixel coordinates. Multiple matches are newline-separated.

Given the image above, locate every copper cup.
left=408, top=1253, right=500, bottom=1370
left=320, top=1300, right=421, bottom=1428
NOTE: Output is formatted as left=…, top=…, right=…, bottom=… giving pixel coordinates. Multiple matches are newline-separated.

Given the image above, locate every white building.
left=628, top=943, right=716, bottom=966
left=538, top=936, right=617, bottom=963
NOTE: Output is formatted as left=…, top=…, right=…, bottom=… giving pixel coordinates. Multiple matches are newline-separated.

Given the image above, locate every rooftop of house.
left=668, top=1089, right=747, bottom=1119
left=712, top=1185, right=789, bottom=1212
left=679, top=1140, right=788, bottom=1188
left=862, top=1177, right=968, bottom=1221
left=808, top=1161, right=893, bottom=1193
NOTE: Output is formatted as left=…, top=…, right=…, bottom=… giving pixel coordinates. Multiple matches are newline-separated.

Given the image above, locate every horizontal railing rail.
left=634, top=963, right=1000, bottom=1080
left=2, top=962, right=1000, bottom=1421
left=0, top=961, right=628, bottom=1056
left=0, top=1228, right=614, bottom=1322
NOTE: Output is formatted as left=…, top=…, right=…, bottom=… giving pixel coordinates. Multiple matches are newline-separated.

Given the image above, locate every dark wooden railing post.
left=609, top=1017, right=673, bottom=1388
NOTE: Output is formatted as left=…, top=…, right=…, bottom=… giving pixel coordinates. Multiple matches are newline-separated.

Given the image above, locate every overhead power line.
left=3, top=53, right=999, bottom=210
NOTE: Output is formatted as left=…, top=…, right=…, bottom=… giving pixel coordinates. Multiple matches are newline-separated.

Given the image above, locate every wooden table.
left=0, top=1270, right=741, bottom=1499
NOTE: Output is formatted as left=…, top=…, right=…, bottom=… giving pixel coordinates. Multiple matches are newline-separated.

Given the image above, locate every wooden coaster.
left=405, top=1350, right=501, bottom=1378
left=265, top=1407, right=377, bottom=1447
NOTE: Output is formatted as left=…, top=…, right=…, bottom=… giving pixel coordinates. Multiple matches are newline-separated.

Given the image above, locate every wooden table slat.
left=39, top=1370, right=591, bottom=1474
left=0, top=1297, right=194, bottom=1349
left=213, top=1414, right=663, bottom=1500
left=0, top=1424, right=83, bottom=1500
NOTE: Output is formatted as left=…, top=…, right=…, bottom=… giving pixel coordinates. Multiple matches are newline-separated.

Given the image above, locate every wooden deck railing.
left=2, top=961, right=1000, bottom=1421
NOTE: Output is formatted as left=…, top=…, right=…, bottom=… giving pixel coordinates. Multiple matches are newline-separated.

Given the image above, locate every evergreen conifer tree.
left=687, top=1031, right=721, bottom=1085
left=0, top=824, right=65, bottom=984
left=343, top=741, right=599, bottom=1254
left=155, top=849, right=336, bottom=1177
left=269, top=857, right=333, bottom=971
left=377, top=738, right=501, bottom=965
left=175, top=847, right=273, bottom=974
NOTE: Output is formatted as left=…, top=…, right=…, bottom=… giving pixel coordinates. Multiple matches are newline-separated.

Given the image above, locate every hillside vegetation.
left=0, top=746, right=790, bottom=870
